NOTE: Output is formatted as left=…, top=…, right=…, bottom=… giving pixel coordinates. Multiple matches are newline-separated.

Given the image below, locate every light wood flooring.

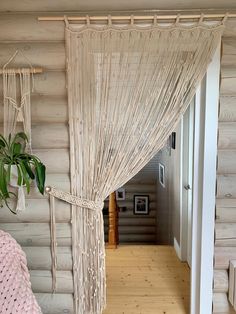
left=103, top=245, right=190, bottom=314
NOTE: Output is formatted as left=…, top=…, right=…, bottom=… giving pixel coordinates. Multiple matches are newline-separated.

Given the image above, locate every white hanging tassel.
left=17, top=107, right=24, bottom=122
left=8, top=165, right=25, bottom=212
left=16, top=186, right=26, bottom=212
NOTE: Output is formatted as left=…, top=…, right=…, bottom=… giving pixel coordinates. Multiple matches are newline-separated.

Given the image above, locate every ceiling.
left=1, top=0, right=236, bottom=12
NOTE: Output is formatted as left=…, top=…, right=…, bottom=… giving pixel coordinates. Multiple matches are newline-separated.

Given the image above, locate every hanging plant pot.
left=9, top=165, right=21, bottom=187
left=0, top=132, right=46, bottom=214
left=8, top=164, right=26, bottom=212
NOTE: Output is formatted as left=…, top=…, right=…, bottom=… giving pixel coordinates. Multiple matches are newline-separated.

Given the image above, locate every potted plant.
left=0, top=132, right=46, bottom=214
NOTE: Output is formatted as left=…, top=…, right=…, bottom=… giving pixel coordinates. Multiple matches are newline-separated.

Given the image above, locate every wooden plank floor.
left=103, top=245, right=190, bottom=314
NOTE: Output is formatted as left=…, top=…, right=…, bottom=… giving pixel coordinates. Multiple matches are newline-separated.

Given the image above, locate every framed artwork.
left=171, top=132, right=176, bottom=149
left=159, top=163, right=165, bottom=188
left=134, top=195, right=149, bottom=215
left=116, top=188, right=125, bottom=201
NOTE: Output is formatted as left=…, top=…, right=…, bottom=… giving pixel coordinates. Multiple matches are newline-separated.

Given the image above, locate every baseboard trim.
left=174, top=237, right=181, bottom=260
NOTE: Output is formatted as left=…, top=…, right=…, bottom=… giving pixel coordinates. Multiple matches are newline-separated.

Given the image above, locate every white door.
left=180, top=101, right=194, bottom=267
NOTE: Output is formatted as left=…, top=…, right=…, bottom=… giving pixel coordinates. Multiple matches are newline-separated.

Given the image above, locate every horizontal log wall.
left=104, top=178, right=157, bottom=243
left=213, top=36, right=236, bottom=314
left=0, top=12, right=158, bottom=313
left=0, top=13, right=73, bottom=313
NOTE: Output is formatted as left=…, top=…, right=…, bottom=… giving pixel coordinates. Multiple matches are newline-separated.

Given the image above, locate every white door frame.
left=178, top=43, right=221, bottom=313
left=180, top=100, right=194, bottom=266
left=190, top=43, right=221, bottom=314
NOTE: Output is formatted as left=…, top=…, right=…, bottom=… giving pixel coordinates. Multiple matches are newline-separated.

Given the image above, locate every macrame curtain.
left=63, top=16, right=225, bottom=314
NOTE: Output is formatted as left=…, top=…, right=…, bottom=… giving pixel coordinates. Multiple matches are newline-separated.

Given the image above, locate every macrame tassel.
left=48, top=191, right=57, bottom=293
left=17, top=107, right=24, bottom=122
left=16, top=186, right=26, bottom=212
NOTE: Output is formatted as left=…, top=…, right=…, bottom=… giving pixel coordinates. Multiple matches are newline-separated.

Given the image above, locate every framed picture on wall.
left=171, top=132, right=176, bottom=149
left=159, top=163, right=165, bottom=188
left=134, top=195, right=149, bottom=215
left=116, top=188, right=125, bottom=201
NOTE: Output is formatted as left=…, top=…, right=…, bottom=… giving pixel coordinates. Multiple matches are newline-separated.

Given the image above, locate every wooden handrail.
left=107, top=192, right=119, bottom=249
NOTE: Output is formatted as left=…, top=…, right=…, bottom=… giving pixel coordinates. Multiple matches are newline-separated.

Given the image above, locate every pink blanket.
left=0, top=230, right=42, bottom=314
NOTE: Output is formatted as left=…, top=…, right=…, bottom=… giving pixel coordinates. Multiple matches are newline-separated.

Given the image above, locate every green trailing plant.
left=0, top=132, right=46, bottom=213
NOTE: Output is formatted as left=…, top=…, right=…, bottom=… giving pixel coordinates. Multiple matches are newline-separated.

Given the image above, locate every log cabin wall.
left=0, top=12, right=158, bottom=313
left=213, top=31, right=236, bottom=314
left=0, top=8, right=236, bottom=314
left=0, top=14, right=74, bottom=314
left=104, top=157, right=158, bottom=244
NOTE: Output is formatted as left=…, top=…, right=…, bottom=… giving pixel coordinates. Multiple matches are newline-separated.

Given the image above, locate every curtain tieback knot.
left=45, top=186, right=104, bottom=211
left=45, top=185, right=104, bottom=293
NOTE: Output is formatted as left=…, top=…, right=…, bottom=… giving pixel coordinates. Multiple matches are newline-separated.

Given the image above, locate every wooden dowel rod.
left=0, top=68, right=43, bottom=74
left=38, top=13, right=236, bottom=22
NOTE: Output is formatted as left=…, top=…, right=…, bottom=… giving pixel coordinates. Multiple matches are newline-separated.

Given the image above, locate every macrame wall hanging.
left=2, top=50, right=42, bottom=211
left=42, top=14, right=227, bottom=314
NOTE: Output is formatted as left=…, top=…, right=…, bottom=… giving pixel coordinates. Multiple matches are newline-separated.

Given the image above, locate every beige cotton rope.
left=3, top=51, right=33, bottom=212
left=60, top=14, right=226, bottom=314
left=45, top=186, right=104, bottom=293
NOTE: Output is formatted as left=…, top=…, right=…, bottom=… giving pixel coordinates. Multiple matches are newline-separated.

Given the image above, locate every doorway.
left=104, top=44, right=221, bottom=314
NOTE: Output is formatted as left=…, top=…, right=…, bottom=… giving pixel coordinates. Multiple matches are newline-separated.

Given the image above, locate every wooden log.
left=119, top=185, right=156, bottom=193
left=113, top=209, right=157, bottom=218
left=216, top=222, right=236, bottom=238
left=30, top=96, right=68, bottom=123
left=2, top=2, right=233, bottom=14
left=219, top=96, right=236, bottom=122
left=32, top=123, right=69, bottom=149
left=221, top=65, right=236, bottom=79
left=104, top=225, right=156, bottom=234
left=222, top=37, right=236, bottom=55
left=221, top=76, right=236, bottom=95
left=0, top=71, right=66, bottom=96
left=0, top=42, right=65, bottom=70
left=118, top=234, right=156, bottom=242
left=0, top=198, right=71, bottom=223
left=0, top=223, right=71, bottom=246
left=107, top=193, right=157, bottom=202
left=35, top=293, right=74, bottom=314
left=23, top=246, right=72, bottom=270
left=0, top=96, right=68, bottom=123
left=104, top=217, right=157, bottom=226
left=217, top=175, right=236, bottom=198
left=0, top=15, right=64, bottom=41
left=213, top=293, right=235, bottom=313
left=222, top=55, right=236, bottom=67
left=214, top=270, right=229, bottom=293
left=218, top=150, right=236, bottom=174
left=4, top=173, right=70, bottom=201
left=30, top=270, right=73, bottom=293
left=0, top=123, right=69, bottom=149
left=224, top=20, right=236, bottom=38
left=216, top=198, right=236, bottom=222
left=214, top=247, right=236, bottom=269
left=33, top=149, right=70, bottom=174
left=215, top=223, right=236, bottom=246
left=23, top=173, right=70, bottom=199
left=218, top=123, right=236, bottom=149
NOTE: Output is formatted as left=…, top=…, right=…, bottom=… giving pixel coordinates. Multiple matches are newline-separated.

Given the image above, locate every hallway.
left=103, top=245, right=190, bottom=314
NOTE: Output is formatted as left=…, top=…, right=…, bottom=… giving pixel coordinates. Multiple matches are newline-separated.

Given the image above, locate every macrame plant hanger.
left=2, top=50, right=43, bottom=212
